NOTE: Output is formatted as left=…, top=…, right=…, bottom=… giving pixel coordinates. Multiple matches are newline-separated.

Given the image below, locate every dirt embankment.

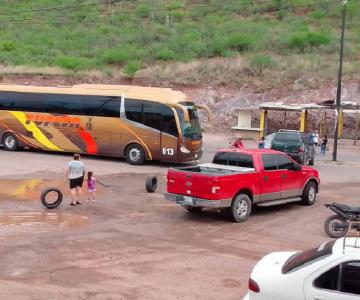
left=1, top=75, right=360, bottom=136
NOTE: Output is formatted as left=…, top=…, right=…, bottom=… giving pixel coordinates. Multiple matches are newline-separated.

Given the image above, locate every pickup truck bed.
left=176, top=163, right=255, bottom=175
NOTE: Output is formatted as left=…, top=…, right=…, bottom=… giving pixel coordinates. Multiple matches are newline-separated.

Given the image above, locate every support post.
left=320, top=110, right=325, bottom=137
left=354, top=111, right=359, bottom=145
left=333, top=0, right=348, bottom=161
left=299, top=110, right=307, bottom=132
left=338, top=110, right=344, bottom=139
left=259, top=109, right=267, bottom=138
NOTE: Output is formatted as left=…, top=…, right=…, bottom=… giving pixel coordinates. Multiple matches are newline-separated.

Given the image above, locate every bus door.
left=159, top=106, right=179, bottom=162
left=160, top=132, right=178, bottom=162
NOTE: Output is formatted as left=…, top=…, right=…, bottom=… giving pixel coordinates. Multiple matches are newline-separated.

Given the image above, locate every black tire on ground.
left=309, top=158, right=314, bottom=166
left=146, top=176, right=157, bottom=193
left=41, top=187, right=63, bottom=209
left=184, top=206, right=202, bottom=213
left=324, top=215, right=349, bottom=238
left=125, top=144, right=145, bottom=165
left=301, top=181, right=317, bottom=206
left=229, top=193, right=252, bottom=223
left=2, top=133, right=19, bottom=151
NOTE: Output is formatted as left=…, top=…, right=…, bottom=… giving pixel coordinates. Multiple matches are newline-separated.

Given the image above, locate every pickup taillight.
left=299, top=147, right=304, bottom=153
left=249, top=278, right=260, bottom=293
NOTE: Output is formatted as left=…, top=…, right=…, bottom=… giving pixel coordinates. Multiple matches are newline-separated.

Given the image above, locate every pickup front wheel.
left=301, top=181, right=317, bottom=206
left=229, top=194, right=252, bottom=223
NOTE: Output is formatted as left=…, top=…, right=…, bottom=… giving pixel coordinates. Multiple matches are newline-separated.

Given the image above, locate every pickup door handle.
left=264, top=176, right=268, bottom=181
left=281, top=174, right=287, bottom=179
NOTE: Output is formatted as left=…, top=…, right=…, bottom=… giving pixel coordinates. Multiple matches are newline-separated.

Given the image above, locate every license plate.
left=183, top=196, right=193, bottom=205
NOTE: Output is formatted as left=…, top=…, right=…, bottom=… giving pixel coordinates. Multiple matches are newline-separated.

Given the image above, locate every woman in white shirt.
left=66, top=153, right=86, bottom=206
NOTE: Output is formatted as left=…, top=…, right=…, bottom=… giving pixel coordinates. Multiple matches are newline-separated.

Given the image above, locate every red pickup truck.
left=165, top=148, right=320, bottom=222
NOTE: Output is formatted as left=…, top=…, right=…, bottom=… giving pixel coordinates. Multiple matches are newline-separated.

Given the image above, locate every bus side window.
left=99, top=98, right=120, bottom=118
left=143, top=102, right=161, bottom=131
left=125, top=99, right=143, bottom=123
left=45, top=94, right=82, bottom=115
left=0, top=92, right=16, bottom=110
left=0, top=92, right=44, bottom=112
left=161, top=105, right=178, bottom=137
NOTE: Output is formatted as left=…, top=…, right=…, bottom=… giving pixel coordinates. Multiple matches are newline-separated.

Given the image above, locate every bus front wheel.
left=125, top=144, right=145, bottom=165
left=2, top=133, right=19, bottom=151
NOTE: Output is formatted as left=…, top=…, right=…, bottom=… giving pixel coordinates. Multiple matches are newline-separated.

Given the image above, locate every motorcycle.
left=324, top=203, right=360, bottom=238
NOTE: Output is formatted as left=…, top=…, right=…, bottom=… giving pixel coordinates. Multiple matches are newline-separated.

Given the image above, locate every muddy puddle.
left=0, top=212, right=89, bottom=238
left=0, top=179, right=105, bottom=202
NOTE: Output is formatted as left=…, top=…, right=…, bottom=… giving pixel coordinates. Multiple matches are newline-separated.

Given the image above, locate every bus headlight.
left=180, top=145, right=191, bottom=154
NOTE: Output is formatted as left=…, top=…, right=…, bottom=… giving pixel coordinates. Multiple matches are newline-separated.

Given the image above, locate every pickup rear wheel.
left=229, top=194, right=252, bottom=223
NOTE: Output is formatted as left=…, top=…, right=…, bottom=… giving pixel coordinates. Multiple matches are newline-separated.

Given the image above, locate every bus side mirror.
left=196, top=104, right=212, bottom=122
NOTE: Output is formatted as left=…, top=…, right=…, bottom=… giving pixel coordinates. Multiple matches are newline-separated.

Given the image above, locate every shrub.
left=1, top=41, right=16, bottom=52
left=156, top=48, right=176, bottom=61
left=210, top=38, right=228, bottom=57
left=123, top=61, right=140, bottom=79
left=250, top=55, right=275, bottom=74
left=307, top=32, right=330, bottom=47
left=101, top=48, right=131, bottom=64
left=310, top=11, right=326, bottom=19
left=225, top=33, right=254, bottom=52
left=287, top=31, right=330, bottom=51
left=136, top=3, right=152, bottom=18
left=53, top=56, right=93, bottom=71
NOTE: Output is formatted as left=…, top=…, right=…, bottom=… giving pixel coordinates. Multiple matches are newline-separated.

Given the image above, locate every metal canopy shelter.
left=258, top=100, right=360, bottom=142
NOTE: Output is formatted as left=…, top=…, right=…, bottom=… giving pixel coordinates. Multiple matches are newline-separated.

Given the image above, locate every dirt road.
left=0, top=135, right=359, bottom=300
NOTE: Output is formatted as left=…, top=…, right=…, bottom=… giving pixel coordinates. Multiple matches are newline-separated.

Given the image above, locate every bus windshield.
left=177, top=102, right=202, bottom=139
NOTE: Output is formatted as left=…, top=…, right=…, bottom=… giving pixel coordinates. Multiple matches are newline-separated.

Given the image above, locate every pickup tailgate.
left=167, top=168, right=218, bottom=200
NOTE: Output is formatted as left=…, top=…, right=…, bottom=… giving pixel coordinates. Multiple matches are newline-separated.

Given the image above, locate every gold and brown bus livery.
left=0, top=84, right=205, bottom=165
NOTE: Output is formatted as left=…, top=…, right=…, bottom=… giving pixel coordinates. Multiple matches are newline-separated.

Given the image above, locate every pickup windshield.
left=273, top=133, right=301, bottom=143
left=176, top=103, right=202, bottom=140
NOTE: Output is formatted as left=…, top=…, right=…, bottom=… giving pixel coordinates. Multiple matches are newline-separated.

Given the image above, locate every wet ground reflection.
left=0, top=179, right=105, bottom=201
left=0, top=211, right=89, bottom=238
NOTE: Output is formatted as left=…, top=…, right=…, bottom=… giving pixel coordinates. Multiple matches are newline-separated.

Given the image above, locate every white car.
left=243, top=237, right=360, bottom=300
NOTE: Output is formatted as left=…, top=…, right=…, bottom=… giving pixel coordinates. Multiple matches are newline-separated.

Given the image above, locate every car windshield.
left=176, top=102, right=202, bottom=139
left=282, top=240, right=335, bottom=274
left=273, top=133, right=301, bottom=143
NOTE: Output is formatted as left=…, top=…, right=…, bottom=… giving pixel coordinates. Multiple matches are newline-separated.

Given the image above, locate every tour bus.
left=0, top=84, right=204, bottom=165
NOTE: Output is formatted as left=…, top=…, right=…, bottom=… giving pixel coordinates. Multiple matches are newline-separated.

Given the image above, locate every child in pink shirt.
left=87, top=171, right=96, bottom=203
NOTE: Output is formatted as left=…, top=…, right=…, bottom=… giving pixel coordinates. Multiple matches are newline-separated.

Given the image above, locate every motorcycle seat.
left=333, top=203, right=360, bottom=213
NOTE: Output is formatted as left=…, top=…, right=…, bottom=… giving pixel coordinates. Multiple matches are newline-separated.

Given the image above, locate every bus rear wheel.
left=2, top=133, right=19, bottom=151
left=125, top=144, right=145, bottom=165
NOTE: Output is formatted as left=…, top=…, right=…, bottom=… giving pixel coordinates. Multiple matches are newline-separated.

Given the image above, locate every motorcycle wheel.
left=324, top=215, right=349, bottom=238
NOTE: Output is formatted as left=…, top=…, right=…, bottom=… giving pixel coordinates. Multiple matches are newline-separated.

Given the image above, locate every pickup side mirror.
left=291, top=163, right=302, bottom=171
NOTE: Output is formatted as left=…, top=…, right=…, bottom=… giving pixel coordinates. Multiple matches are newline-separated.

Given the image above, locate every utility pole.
left=332, top=0, right=348, bottom=161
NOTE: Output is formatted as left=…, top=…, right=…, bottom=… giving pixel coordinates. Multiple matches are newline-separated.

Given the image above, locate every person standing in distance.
left=66, top=153, right=86, bottom=206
